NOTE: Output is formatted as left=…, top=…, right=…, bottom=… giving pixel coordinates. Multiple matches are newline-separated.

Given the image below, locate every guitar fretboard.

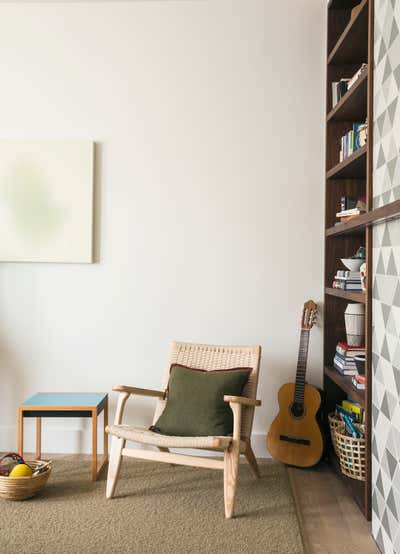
left=294, top=329, right=310, bottom=404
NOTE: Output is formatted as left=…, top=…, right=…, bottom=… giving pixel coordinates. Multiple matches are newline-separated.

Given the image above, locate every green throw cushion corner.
left=150, top=364, right=251, bottom=437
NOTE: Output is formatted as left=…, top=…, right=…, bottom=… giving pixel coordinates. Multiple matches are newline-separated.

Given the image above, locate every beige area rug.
left=0, top=457, right=304, bottom=554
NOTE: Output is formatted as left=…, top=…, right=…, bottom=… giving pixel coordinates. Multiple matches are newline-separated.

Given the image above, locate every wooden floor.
left=288, top=462, right=379, bottom=554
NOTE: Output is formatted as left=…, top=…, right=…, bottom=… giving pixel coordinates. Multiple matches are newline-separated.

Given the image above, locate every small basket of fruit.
left=0, top=453, right=52, bottom=500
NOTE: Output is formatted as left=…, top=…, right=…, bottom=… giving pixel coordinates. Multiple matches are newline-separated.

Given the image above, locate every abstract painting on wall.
left=0, top=140, right=94, bottom=263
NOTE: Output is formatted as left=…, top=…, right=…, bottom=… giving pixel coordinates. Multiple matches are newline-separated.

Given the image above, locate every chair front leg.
left=224, top=402, right=241, bottom=519
left=106, top=436, right=125, bottom=498
left=106, top=391, right=129, bottom=499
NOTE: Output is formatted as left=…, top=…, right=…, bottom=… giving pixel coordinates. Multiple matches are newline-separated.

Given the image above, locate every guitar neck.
left=294, top=329, right=310, bottom=403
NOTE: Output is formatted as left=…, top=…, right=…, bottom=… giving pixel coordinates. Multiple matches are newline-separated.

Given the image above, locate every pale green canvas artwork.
left=0, top=141, right=93, bottom=262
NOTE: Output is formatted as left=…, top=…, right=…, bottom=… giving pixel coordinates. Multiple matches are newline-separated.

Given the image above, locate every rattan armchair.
left=105, top=341, right=262, bottom=518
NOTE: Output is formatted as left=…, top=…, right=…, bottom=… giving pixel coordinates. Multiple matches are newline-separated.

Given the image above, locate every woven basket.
left=0, top=460, right=52, bottom=500
left=335, top=424, right=366, bottom=481
left=328, top=413, right=342, bottom=456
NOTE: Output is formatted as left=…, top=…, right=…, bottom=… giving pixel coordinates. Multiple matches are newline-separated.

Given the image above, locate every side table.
left=18, top=393, right=108, bottom=481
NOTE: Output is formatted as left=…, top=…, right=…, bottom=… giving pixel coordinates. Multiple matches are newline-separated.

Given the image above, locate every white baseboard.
left=0, top=423, right=270, bottom=459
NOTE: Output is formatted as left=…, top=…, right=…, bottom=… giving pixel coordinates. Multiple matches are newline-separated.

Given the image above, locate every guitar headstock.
left=301, top=300, right=318, bottom=330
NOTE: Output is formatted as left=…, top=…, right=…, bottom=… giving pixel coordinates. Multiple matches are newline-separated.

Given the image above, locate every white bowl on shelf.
left=341, top=258, right=364, bottom=272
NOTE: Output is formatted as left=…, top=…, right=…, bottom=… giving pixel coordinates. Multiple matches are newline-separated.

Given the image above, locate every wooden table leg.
left=91, top=400, right=109, bottom=481
left=92, top=409, right=98, bottom=481
left=18, top=408, right=24, bottom=457
left=36, top=417, right=42, bottom=460
left=103, top=399, right=108, bottom=462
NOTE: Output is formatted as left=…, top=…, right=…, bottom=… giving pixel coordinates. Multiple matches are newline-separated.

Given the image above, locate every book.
left=352, top=374, right=366, bottom=390
left=343, top=399, right=363, bottom=422
left=334, top=361, right=358, bottom=376
left=336, top=208, right=365, bottom=217
left=339, top=79, right=350, bottom=97
left=336, top=271, right=362, bottom=279
left=337, top=342, right=365, bottom=357
left=332, top=281, right=363, bottom=291
left=332, top=79, right=351, bottom=108
left=332, top=82, right=339, bottom=107
left=343, top=414, right=362, bottom=438
left=339, top=121, right=367, bottom=162
left=340, top=196, right=358, bottom=212
left=335, top=405, right=357, bottom=422
left=340, top=215, right=362, bottom=222
left=337, top=341, right=365, bottom=351
left=335, top=353, right=357, bottom=368
left=334, top=274, right=362, bottom=281
left=348, top=64, right=367, bottom=89
left=357, top=122, right=367, bottom=147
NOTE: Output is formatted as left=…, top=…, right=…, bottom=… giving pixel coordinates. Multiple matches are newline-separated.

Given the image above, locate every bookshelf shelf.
left=327, top=70, right=368, bottom=122
left=325, top=199, right=400, bottom=237
left=326, top=145, right=367, bottom=179
left=327, top=0, right=368, bottom=64
left=324, top=0, right=372, bottom=521
left=325, top=287, right=365, bottom=303
left=324, top=366, right=365, bottom=407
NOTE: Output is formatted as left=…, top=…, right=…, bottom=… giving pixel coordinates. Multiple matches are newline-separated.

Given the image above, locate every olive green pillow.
left=150, top=364, right=251, bottom=437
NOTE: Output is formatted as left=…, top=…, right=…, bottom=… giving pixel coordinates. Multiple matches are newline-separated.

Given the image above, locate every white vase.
left=360, top=262, right=367, bottom=292
left=344, top=303, right=365, bottom=346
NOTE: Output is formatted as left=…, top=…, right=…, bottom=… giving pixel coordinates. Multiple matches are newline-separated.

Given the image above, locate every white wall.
left=0, top=0, right=325, bottom=458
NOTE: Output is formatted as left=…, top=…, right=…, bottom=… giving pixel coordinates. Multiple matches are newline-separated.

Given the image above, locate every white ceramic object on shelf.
left=341, top=258, right=364, bottom=272
left=344, top=303, right=365, bottom=346
left=360, top=262, right=367, bottom=291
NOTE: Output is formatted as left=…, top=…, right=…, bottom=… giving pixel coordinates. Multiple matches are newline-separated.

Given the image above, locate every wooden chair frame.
left=106, top=342, right=261, bottom=518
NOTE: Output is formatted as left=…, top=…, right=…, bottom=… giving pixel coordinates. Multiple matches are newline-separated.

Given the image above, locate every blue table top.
left=22, top=393, right=107, bottom=408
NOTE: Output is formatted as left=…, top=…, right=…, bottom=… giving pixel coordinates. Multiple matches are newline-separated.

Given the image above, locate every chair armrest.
left=111, top=385, right=165, bottom=426
left=112, top=385, right=165, bottom=398
left=223, top=395, right=261, bottom=407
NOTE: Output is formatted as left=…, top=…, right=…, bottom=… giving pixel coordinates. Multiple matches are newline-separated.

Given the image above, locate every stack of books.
left=333, top=342, right=365, bottom=375
left=339, top=121, right=367, bottom=162
left=332, top=270, right=363, bottom=291
left=331, top=64, right=367, bottom=108
left=336, top=196, right=366, bottom=222
left=352, top=374, right=366, bottom=390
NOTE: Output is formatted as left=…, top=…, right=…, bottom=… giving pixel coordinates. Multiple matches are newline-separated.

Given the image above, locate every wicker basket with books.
left=334, top=423, right=366, bottom=481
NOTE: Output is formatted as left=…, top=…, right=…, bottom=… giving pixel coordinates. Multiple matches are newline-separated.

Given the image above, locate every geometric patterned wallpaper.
left=371, top=223, right=400, bottom=553
left=373, top=0, right=400, bottom=209
left=372, top=1, right=400, bottom=552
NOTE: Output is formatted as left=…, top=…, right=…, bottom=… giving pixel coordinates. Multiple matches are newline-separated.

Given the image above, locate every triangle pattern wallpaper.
left=372, top=1, right=400, bottom=552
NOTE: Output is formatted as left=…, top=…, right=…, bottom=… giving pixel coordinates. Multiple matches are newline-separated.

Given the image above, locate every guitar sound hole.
left=291, top=402, right=305, bottom=418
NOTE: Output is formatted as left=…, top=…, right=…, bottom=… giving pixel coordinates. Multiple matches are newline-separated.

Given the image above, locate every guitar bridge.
left=279, top=434, right=310, bottom=446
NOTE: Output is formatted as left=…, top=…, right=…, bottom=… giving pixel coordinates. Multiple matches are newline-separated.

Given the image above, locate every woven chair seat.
left=107, top=424, right=247, bottom=451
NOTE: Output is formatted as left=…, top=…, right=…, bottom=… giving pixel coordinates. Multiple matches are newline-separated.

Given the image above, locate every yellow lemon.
left=9, top=463, right=33, bottom=478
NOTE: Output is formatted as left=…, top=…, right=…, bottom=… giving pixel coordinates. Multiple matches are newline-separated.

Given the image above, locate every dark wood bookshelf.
left=324, top=0, right=373, bottom=521
left=327, top=70, right=368, bottom=122
left=327, top=0, right=368, bottom=64
left=324, top=366, right=365, bottom=407
left=325, top=287, right=365, bottom=303
left=326, top=145, right=367, bottom=179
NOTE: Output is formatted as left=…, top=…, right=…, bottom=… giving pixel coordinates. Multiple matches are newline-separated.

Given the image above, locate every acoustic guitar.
left=267, top=300, right=323, bottom=467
